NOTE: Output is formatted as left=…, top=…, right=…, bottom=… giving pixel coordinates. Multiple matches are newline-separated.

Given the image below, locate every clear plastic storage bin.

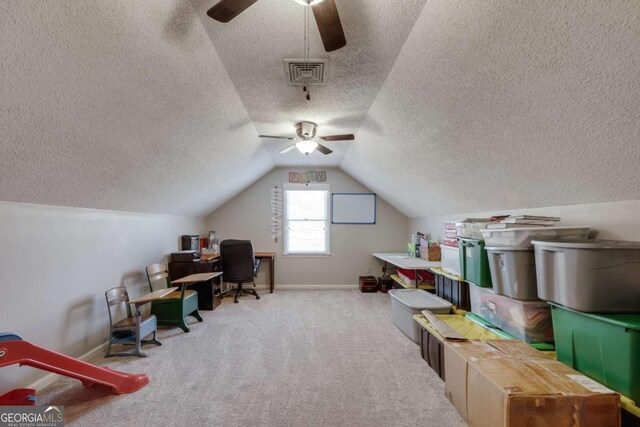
left=456, top=222, right=491, bottom=239
left=480, top=226, right=591, bottom=248
left=469, top=282, right=553, bottom=343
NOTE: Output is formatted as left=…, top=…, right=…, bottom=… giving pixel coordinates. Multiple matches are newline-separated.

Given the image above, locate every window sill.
left=283, top=253, right=331, bottom=258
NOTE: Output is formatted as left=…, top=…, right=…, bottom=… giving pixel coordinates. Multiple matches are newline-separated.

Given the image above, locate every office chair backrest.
left=220, top=240, right=256, bottom=283
left=146, top=263, right=170, bottom=291
left=105, top=286, right=133, bottom=324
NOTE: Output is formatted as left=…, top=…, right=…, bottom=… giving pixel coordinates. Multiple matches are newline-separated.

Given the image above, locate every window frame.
left=283, top=183, right=331, bottom=256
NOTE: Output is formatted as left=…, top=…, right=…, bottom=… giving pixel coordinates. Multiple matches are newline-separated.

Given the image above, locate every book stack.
left=486, top=215, right=561, bottom=229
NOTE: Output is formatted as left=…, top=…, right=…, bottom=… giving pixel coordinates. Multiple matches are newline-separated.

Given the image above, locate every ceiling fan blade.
left=279, top=144, right=297, bottom=154
left=315, top=143, right=333, bottom=155
left=319, top=134, right=354, bottom=141
left=259, top=135, right=296, bottom=140
left=207, top=0, right=259, bottom=22
left=312, top=0, right=346, bottom=52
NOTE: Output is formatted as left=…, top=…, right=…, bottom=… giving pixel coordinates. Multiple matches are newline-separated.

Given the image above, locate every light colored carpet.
left=38, top=290, right=466, bottom=426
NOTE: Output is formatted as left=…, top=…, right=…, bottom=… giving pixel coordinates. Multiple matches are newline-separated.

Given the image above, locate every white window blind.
left=284, top=184, right=330, bottom=254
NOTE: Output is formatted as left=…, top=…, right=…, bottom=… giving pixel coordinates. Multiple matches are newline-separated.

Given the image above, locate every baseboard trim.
left=27, top=342, right=108, bottom=391
left=274, top=284, right=358, bottom=290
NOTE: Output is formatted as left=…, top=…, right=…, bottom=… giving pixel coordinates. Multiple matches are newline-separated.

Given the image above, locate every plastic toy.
left=0, top=333, right=148, bottom=395
left=0, top=388, right=37, bottom=406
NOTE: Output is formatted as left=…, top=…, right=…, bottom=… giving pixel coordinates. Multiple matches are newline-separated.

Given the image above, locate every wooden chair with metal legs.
left=146, top=263, right=202, bottom=333
left=105, top=286, right=160, bottom=358
left=220, top=239, right=261, bottom=303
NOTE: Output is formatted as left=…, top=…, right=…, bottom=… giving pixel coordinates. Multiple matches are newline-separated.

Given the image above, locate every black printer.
left=170, top=250, right=201, bottom=263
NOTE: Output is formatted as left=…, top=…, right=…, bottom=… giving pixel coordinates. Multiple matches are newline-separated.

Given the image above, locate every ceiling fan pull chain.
left=303, top=1, right=311, bottom=101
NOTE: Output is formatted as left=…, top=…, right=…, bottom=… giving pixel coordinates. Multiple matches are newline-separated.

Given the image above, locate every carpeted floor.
left=38, top=290, right=466, bottom=426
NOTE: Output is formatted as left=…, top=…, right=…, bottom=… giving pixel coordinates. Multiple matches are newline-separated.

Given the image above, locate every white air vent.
left=283, top=59, right=329, bottom=86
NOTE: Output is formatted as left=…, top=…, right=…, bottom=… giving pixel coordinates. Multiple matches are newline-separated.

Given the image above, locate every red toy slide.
left=0, top=333, right=148, bottom=395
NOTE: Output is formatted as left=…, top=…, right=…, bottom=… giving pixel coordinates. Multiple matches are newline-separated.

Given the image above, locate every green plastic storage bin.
left=551, top=303, right=640, bottom=402
left=458, top=238, right=492, bottom=288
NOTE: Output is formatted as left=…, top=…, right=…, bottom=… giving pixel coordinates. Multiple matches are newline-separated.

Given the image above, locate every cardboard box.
left=444, top=340, right=620, bottom=427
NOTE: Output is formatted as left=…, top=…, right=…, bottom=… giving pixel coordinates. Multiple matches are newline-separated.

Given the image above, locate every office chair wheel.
left=234, top=299, right=239, bottom=303
left=256, top=295, right=260, bottom=300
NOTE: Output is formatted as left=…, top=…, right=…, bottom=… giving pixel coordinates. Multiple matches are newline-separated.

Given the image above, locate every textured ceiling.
left=0, top=0, right=273, bottom=217
left=190, top=0, right=427, bottom=167
left=342, top=0, right=640, bottom=217
left=2, top=0, right=639, bottom=219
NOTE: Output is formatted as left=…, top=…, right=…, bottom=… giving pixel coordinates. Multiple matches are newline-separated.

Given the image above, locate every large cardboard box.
left=444, top=340, right=620, bottom=427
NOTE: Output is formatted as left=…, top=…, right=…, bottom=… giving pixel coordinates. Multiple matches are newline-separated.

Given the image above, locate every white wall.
left=0, top=201, right=204, bottom=392
left=205, top=168, right=409, bottom=286
left=410, top=199, right=640, bottom=242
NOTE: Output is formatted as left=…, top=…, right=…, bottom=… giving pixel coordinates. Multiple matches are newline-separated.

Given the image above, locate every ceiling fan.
left=260, top=121, right=354, bottom=155
left=206, top=0, right=346, bottom=52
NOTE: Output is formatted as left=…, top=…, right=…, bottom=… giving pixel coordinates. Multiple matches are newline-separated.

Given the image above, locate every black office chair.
left=220, top=239, right=261, bottom=303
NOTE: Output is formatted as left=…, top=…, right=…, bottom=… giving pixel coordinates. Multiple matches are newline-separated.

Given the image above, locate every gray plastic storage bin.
left=533, top=240, right=640, bottom=313
left=486, top=247, right=539, bottom=300
left=388, top=290, right=452, bottom=344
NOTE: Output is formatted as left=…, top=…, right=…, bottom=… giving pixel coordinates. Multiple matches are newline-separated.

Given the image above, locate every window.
left=284, top=183, right=330, bottom=255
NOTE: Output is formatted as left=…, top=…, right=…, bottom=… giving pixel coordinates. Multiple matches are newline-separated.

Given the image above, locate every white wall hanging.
left=270, top=186, right=283, bottom=242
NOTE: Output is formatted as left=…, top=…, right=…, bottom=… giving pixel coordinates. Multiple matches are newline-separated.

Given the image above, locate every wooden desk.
left=171, top=272, right=223, bottom=311
left=201, top=252, right=276, bottom=293
left=129, top=287, right=178, bottom=306
left=126, top=287, right=177, bottom=357
left=172, top=272, right=222, bottom=285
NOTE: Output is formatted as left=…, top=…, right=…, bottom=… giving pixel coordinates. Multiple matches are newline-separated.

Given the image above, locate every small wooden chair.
left=146, top=263, right=202, bottom=333
left=105, top=286, right=160, bottom=358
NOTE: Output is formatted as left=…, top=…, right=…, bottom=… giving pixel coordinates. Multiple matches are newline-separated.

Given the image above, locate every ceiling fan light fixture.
left=295, top=139, right=318, bottom=154
left=294, top=0, right=324, bottom=5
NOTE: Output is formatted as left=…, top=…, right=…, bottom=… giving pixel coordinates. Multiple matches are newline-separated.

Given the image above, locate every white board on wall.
left=331, top=193, right=376, bottom=224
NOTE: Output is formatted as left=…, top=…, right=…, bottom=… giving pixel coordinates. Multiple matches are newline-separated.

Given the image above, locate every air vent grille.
left=283, top=59, right=329, bottom=86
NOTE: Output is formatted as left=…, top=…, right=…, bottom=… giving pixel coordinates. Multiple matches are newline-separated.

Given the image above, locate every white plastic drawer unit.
left=441, top=244, right=461, bottom=277
left=388, top=289, right=452, bottom=344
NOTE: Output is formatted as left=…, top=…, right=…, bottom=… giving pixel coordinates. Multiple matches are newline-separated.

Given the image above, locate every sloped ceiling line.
left=0, top=0, right=274, bottom=217
left=341, top=0, right=640, bottom=218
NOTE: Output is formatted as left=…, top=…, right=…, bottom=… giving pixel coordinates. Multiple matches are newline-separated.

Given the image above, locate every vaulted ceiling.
left=1, top=0, right=639, bottom=218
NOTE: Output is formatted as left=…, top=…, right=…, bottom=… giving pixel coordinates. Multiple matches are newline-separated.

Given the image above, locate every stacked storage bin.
left=431, top=221, right=471, bottom=311
left=441, top=221, right=460, bottom=276
left=466, top=224, right=591, bottom=344
left=532, top=239, right=640, bottom=406
left=455, top=219, right=494, bottom=289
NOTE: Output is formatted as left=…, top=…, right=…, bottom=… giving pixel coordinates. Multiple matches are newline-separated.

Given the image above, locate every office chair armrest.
left=253, top=259, right=261, bottom=277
